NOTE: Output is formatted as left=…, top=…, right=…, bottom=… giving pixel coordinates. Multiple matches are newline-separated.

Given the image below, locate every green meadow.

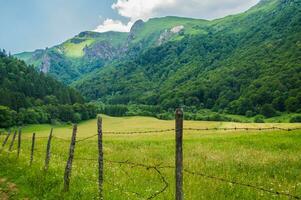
left=0, top=115, right=301, bottom=200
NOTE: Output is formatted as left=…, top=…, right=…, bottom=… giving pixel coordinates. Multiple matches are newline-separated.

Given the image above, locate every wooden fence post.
left=63, top=124, right=77, bottom=192
left=30, top=133, right=36, bottom=166
left=17, top=128, right=22, bottom=158
left=2, top=130, right=11, bottom=148
left=44, top=128, right=53, bottom=171
left=9, top=130, right=17, bottom=152
left=97, top=116, right=104, bottom=200
left=175, top=108, right=183, bottom=200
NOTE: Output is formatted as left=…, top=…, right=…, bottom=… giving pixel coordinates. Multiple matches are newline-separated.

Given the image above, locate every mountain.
left=16, top=0, right=301, bottom=117
left=15, top=31, right=128, bottom=84
left=15, top=17, right=206, bottom=84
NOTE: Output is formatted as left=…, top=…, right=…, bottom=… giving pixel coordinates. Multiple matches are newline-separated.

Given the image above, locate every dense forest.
left=0, top=50, right=96, bottom=128
left=74, top=0, right=301, bottom=118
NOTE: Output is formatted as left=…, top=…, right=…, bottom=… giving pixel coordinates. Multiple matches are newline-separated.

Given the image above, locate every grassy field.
left=0, top=115, right=301, bottom=199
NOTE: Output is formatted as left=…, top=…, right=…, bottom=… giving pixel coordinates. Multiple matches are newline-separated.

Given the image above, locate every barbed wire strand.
left=3, top=144, right=300, bottom=200
left=74, top=157, right=301, bottom=200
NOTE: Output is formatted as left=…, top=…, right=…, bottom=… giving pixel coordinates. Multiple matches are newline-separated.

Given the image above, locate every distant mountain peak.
left=130, top=20, right=145, bottom=33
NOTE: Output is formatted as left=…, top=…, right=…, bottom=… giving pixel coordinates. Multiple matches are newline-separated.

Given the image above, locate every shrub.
left=0, top=106, right=15, bottom=128
left=254, top=115, right=265, bottom=123
left=290, top=115, right=301, bottom=123
left=285, top=97, right=299, bottom=112
left=261, top=104, right=277, bottom=118
left=245, top=110, right=254, bottom=117
left=73, top=113, right=82, bottom=123
left=156, top=113, right=173, bottom=120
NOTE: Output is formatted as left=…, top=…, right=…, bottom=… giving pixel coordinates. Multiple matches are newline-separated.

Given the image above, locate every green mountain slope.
left=15, top=31, right=128, bottom=84
left=15, top=17, right=206, bottom=84
left=73, top=0, right=301, bottom=116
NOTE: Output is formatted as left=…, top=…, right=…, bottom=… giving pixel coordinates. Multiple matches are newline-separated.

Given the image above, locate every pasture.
left=0, top=115, right=301, bottom=200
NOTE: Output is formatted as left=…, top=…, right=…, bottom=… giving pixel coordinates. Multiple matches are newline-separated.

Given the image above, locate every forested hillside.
left=73, top=0, right=301, bottom=117
left=16, top=0, right=301, bottom=118
left=0, top=50, right=96, bottom=128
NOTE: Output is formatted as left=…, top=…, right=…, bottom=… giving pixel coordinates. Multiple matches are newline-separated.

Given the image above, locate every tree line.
left=0, top=50, right=96, bottom=128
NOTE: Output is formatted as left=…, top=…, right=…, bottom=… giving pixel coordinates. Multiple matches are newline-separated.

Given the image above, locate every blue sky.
left=0, top=0, right=259, bottom=54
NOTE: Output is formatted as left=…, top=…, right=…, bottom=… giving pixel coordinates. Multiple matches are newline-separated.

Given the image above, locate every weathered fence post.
left=44, top=128, right=53, bottom=171
left=2, top=130, right=11, bottom=148
left=63, top=124, right=77, bottom=192
left=175, top=108, right=183, bottom=200
left=9, top=130, right=17, bottom=152
left=17, top=128, right=22, bottom=158
left=97, top=116, right=104, bottom=199
left=30, top=133, right=36, bottom=166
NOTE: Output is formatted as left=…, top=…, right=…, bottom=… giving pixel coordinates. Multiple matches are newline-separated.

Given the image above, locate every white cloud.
left=94, top=0, right=260, bottom=33
left=112, top=0, right=174, bottom=21
left=94, top=19, right=133, bottom=32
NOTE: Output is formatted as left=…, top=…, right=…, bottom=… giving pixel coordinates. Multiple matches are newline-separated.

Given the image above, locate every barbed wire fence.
left=0, top=111, right=301, bottom=199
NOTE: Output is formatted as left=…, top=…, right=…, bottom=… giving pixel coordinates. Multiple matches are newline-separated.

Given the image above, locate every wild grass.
left=62, top=39, right=94, bottom=58
left=0, top=115, right=300, bottom=199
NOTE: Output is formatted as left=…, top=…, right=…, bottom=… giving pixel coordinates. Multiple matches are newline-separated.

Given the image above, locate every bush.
left=73, top=113, right=82, bottom=123
left=285, top=97, right=299, bottom=112
left=50, top=119, right=61, bottom=125
left=0, top=106, right=15, bottom=128
left=156, top=113, right=173, bottom=120
left=261, top=104, right=277, bottom=118
left=290, top=115, right=301, bottom=123
left=101, top=105, right=128, bottom=116
left=254, top=115, right=265, bottom=123
left=245, top=110, right=254, bottom=117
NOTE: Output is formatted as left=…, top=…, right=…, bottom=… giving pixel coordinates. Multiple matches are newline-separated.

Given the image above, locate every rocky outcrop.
left=128, top=19, right=145, bottom=41
left=157, top=25, right=184, bottom=46
left=84, top=41, right=120, bottom=60
left=40, top=53, right=51, bottom=73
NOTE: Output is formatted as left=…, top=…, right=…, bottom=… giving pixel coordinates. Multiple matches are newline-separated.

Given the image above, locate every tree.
left=254, top=115, right=265, bottom=123
left=260, top=104, right=277, bottom=118
left=0, top=106, right=15, bottom=128
left=285, top=97, right=299, bottom=112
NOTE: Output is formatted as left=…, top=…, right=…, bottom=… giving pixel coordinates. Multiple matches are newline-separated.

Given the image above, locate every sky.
left=0, top=0, right=260, bottom=54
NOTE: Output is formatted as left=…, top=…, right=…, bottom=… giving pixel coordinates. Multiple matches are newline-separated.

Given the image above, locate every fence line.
left=1, top=136, right=300, bottom=199
left=101, top=127, right=301, bottom=135
left=6, top=126, right=301, bottom=141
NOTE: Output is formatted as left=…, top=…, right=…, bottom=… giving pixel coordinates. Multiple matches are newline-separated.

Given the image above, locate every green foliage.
left=285, top=97, right=300, bottom=112
left=100, top=105, right=129, bottom=117
left=14, top=0, right=301, bottom=118
left=0, top=50, right=84, bottom=110
left=254, top=115, right=265, bottom=123
left=72, top=0, right=301, bottom=116
left=0, top=51, right=96, bottom=128
left=0, top=106, right=15, bottom=128
left=260, top=104, right=277, bottom=118
left=290, top=115, right=301, bottom=123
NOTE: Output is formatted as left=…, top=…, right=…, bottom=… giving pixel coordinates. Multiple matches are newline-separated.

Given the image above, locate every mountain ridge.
left=15, top=0, right=301, bottom=117
left=15, top=15, right=207, bottom=84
